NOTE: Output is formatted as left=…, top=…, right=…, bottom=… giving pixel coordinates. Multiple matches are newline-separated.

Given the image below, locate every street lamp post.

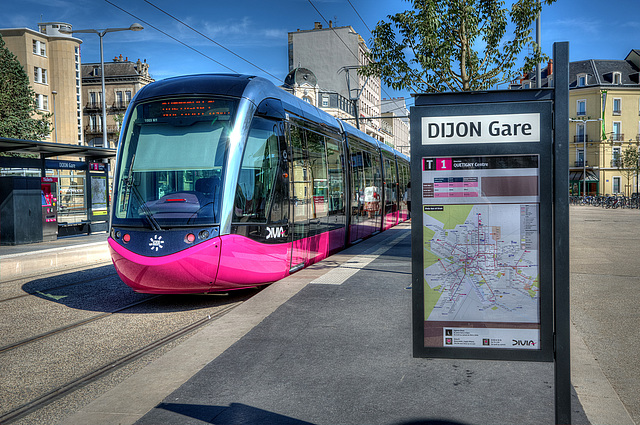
left=51, top=90, right=57, bottom=143
left=60, top=24, right=143, bottom=149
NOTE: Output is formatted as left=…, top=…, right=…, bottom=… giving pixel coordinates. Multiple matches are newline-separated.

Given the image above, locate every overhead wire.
left=103, top=0, right=237, bottom=73
left=142, top=0, right=281, bottom=83
left=308, top=0, right=413, bottom=116
left=345, top=0, right=415, bottom=113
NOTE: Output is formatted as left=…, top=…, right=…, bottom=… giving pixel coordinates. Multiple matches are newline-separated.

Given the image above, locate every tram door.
left=289, top=124, right=310, bottom=272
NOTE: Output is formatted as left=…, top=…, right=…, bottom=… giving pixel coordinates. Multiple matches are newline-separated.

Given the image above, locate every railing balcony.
left=611, top=133, right=625, bottom=142
left=111, top=101, right=130, bottom=111
left=84, top=125, right=102, bottom=134
left=85, top=102, right=101, bottom=111
left=611, top=159, right=621, bottom=168
left=573, top=135, right=589, bottom=143
left=574, top=160, right=588, bottom=167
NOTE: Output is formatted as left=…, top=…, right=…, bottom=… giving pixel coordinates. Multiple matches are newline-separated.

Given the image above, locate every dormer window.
left=578, top=74, right=587, bottom=87
left=613, top=72, right=622, bottom=85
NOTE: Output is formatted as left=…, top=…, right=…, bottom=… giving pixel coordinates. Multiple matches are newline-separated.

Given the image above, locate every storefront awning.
left=570, top=170, right=599, bottom=182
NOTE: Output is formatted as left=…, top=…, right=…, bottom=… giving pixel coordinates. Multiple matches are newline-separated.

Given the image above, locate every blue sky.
left=3, top=0, right=639, bottom=107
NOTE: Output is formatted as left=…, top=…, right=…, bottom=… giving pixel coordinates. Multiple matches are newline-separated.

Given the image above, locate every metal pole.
left=553, top=41, right=571, bottom=425
left=99, top=32, right=108, bottom=149
left=583, top=127, right=586, bottom=197
left=51, top=90, right=58, bottom=143
left=536, top=12, right=541, bottom=88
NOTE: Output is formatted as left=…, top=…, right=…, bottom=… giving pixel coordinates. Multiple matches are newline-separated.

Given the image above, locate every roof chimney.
left=329, top=20, right=333, bottom=28
left=547, top=60, right=553, bottom=76
left=314, top=22, right=322, bottom=30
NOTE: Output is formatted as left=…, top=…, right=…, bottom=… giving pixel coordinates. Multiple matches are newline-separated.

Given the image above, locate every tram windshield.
left=113, top=97, right=237, bottom=228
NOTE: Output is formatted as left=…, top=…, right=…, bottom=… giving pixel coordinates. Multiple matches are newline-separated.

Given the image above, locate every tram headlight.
left=198, top=230, right=209, bottom=240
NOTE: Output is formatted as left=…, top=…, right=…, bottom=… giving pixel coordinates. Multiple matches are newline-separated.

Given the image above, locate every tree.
left=618, top=144, right=640, bottom=196
left=0, top=34, right=51, bottom=140
left=360, top=0, right=556, bottom=93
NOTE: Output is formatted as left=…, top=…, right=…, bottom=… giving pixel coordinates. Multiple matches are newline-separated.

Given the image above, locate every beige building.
left=512, top=51, right=640, bottom=196
left=568, top=50, right=640, bottom=196
left=82, top=55, right=153, bottom=148
left=0, top=22, right=83, bottom=144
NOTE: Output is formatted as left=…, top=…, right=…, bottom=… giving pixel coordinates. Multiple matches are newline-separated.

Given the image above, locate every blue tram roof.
left=132, top=74, right=408, bottom=162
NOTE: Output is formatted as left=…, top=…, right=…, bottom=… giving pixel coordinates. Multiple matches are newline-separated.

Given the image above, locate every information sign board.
left=421, top=154, right=541, bottom=350
left=411, top=95, right=556, bottom=362
left=410, top=42, right=570, bottom=423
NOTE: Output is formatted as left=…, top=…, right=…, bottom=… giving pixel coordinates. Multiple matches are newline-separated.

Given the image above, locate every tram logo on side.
left=266, top=226, right=286, bottom=240
left=149, top=235, right=165, bottom=251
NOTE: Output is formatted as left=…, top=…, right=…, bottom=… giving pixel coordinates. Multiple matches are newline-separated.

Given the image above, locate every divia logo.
left=266, top=226, right=286, bottom=239
left=149, top=235, right=165, bottom=251
left=512, top=339, right=536, bottom=347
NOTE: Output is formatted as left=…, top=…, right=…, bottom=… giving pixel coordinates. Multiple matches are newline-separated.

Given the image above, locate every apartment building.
left=287, top=22, right=384, bottom=143
left=82, top=55, right=153, bottom=148
left=0, top=22, right=83, bottom=144
left=512, top=51, right=640, bottom=196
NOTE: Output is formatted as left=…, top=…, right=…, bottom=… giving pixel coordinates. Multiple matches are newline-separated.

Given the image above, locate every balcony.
left=112, top=101, right=130, bottom=111
left=84, top=125, right=102, bottom=135
left=574, top=160, right=588, bottom=167
left=573, top=135, right=589, bottom=143
left=611, top=133, right=625, bottom=142
left=85, top=102, right=101, bottom=111
left=611, top=159, right=621, bottom=168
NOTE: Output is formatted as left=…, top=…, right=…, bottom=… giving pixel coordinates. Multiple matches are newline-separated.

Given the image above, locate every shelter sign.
left=410, top=92, right=559, bottom=363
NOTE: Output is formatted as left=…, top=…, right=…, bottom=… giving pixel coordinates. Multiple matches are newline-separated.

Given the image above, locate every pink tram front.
left=108, top=74, right=409, bottom=294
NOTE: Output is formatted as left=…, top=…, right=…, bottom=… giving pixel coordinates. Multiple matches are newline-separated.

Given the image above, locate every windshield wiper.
left=123, top=175, right=162, bottom=231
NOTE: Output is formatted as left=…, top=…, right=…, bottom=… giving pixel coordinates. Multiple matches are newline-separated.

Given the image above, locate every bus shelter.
left=0, top=137, right=116, bottom=240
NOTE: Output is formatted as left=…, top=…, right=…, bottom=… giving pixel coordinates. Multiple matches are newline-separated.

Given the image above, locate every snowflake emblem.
left=149, top=234, right=165, bottom=252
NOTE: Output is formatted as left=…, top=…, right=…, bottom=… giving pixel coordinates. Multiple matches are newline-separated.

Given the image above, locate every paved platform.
left=0, top=232, right=110, bottom=282
left=2, top=223, right=634, bottom=424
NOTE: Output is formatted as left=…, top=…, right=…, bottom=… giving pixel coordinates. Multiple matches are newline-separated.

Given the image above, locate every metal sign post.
left=410, top=42, right=570, bottom=423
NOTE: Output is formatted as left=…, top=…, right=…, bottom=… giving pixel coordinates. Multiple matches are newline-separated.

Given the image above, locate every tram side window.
left=307, top=131, right=328, bottom=225
left=233, top=117, right=280, bottom=223
left=326, top=138, right=344, bottom=216
left=350, top=143, right=365, bottom=217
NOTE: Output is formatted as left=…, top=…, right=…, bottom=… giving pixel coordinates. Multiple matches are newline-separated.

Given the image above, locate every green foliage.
left=360, top=0, right=556, bottom=93
left=619, top=144, right=640, bottom=194
left=0, top=34, right=52, bottom=140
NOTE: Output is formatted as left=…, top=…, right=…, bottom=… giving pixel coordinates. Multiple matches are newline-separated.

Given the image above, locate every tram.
left=108, top=74, right=409, bottom=294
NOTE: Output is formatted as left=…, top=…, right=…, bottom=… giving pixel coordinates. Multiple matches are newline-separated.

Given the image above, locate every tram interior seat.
left=195, top=177, right=220, bottom=198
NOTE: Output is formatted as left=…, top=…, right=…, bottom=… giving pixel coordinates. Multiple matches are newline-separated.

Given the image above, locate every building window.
left=576, top=148, right=584, bottom=166
left=32, top=40, right=46, bottom=56
left=33, top=67, right=47, bottom=84
left=577, top=99, right=586, bottom=116
left=321, top=96, right=329, bottom=108
left=613, top=98, right=622, bottom=115
left=613, top=72, right=622, bottom=85
left=36, top=94, right=48, bottom=110
left=576, top=123, right=585, bottom=142
left=613, top=176, right=621, bottom=193
left=578, top=74, right=587, bottom=87
left=612, top=147, right=621, bottom=168
left=612, top=122, right=622, bottom=141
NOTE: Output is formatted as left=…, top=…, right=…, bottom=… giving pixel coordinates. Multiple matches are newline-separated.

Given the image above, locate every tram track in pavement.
left=0, top=299, right=244, bottom=424
left=0, top=294, right=161, bottom=354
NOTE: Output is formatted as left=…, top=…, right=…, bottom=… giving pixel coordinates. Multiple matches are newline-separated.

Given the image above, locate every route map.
left=423, top=204, right=540, bottom=325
